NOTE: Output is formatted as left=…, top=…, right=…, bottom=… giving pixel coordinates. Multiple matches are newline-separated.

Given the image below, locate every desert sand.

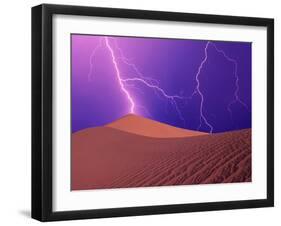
left=106, top=114, right=207, bottom=138
left=72, top=115, right=251, bottom=190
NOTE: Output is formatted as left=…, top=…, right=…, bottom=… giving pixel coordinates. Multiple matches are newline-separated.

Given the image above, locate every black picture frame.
left=32, top=3, right=274, bottom=222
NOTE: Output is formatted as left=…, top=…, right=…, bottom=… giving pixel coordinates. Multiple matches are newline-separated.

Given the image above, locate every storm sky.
left=71, top=34, right=251, bottom=133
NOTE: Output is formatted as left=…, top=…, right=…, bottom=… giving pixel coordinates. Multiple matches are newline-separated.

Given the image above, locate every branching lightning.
left=210, top=43, right=249, bottom=114
left=192, top=41, right=214, bottom=133
left=88, top=38, right=102, bottom=81
left=87, top=37, right=249, bottom=133
left=104, top=37, right=136, bottom=113
left=191, top=41, right=249, bottom=133
left=121, top=77, right=186, bottom=124
left=88, top=37, right=187, bottom=125
left=110, top=37, right=186, bottom=124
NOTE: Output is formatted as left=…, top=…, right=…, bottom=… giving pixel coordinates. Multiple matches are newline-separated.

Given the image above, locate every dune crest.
left=105, top=114, right=207, bottom=138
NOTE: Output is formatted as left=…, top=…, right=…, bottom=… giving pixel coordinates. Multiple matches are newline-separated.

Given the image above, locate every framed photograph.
left=32, top=4, right=274, bottom=221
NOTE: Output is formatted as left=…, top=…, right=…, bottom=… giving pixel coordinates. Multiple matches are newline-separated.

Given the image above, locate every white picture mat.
left=53, top=14, right=267, bottom=211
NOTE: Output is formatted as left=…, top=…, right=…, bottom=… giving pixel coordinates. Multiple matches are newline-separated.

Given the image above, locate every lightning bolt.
left=210, top=43, right=249, bottom=115
left=121, top=77, right=186, bottom=124
left=89, top=36, right=187, bottom=126
left=191, top=41, right=249, bottom=133
left=192, top=41, right=214, bottom=133
left=87, top=38, right=102, bottom=81
left=104, top=37, right=136, bottom=114
left=110, top=37, right=186, bottom=125
left=111, top=37, right=160, bottom=87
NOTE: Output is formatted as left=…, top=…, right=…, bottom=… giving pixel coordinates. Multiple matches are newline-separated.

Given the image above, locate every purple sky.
left=71, top=34, right=251, bottom=133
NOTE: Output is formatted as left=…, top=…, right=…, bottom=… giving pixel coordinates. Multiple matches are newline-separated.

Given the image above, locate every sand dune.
left=72, top=116, right=251, bottom=190
left=106, top=114, right=207, bottom=138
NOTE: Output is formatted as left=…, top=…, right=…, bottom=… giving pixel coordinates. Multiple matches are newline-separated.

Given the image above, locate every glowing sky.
left=71, top=34, right=251, bottom=133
